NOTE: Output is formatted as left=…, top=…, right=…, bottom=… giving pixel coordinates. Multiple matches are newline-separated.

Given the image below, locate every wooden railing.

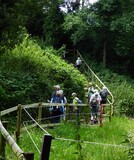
left=0, top=50, right=114, bottom=159
left=0, top=105, right=34, bottom=160
left=76, top=50, right=114, bottom=118
left=0, top=96, right=114, bottom=159
left=0, top=120, right=27, bottom=160
left=0, top=103, right=89, bottom=160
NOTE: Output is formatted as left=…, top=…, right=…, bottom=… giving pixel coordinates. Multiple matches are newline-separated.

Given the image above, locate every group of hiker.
left=49, top=84, right=82, bottom=123
left=88, top=82, right=110, bottom=125
left=49, top=85, right=67, bottom=123
left=48, top=54, right=109, bottom=125
left=49, top=82, right=110, bottom=125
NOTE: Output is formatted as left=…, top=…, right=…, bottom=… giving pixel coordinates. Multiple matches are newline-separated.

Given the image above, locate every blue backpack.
left=77, top=99, right=82, bottom=104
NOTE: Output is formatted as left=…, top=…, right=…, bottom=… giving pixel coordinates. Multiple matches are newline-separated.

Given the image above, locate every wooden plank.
left=0, top=103, right=89, bottom=117
left=23, top=103, right=39, bottom=109
left=0, top=121, right=8, bottom=159
left=41, top=103, right=89, bottom=107
left=1, top=103, right=111, bottom=117
left=0, top=106, right=18, bottom=116
left=0, top=121, right=26, bottom=160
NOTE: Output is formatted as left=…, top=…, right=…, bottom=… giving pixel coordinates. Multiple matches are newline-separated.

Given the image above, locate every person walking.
left=89, top=92, right=101, bottom=125
left=51, top=85, right=60, bottom=102
left=75, top=57, right=82, bottom=70
left=87, top=82, right=95, bottom=103
left=99, top=86, right=110, bottom=114
left=51, top=90, right=63, bottom=123
left=59, top=89, right=67, bottom=121
left=71, top=92, right=82, bottom=124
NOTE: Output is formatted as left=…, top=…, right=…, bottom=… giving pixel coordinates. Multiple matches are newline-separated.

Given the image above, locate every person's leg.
left=94, top=106, right=99, bottom=124
left=90, top=107, right=94, bottom=125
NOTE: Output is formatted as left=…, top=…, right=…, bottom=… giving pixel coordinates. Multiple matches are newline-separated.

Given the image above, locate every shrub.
left=0, top=36, right=87, bottom=109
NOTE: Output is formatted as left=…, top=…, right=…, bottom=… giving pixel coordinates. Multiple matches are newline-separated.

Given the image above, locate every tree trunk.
left=103, top=41, right=106, bottom=66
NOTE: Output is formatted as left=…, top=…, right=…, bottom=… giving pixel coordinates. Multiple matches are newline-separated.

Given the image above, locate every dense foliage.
left=1, top=0, right=134, bottom=77
left=0, top=0, right=134, bottom=115
left=0, top=36, right=87, bottom=110
left=5, top=117, right=134, bottom=160
left=0, top=1, right=134, bottom=160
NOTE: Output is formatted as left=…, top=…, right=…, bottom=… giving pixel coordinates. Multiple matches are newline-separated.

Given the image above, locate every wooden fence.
left=0, top=102, right=89, bottom=160
left=0, top=50, right=114, bottom=159
left=0, top=100, right=113, bottom=160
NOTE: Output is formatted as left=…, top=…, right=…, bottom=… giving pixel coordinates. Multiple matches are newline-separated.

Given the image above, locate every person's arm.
left=64, top=97, right=67, bottom=104
left=90, top=95, right=94, bottom=103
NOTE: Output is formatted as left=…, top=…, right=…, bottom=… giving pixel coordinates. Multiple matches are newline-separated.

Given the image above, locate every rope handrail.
left=54, top=137, right=134, bottom=149
left=23, top=108, right=50, bottom=135
left=76, top=50, right=114, bottom=105
left=23, top=122, right=41, bottom=154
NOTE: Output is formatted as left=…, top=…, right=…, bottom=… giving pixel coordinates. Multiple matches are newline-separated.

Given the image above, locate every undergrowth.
left=5, top=117, right=134, bottom=160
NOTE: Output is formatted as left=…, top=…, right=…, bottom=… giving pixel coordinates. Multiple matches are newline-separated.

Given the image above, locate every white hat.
left=59, top=90, right=63, bottom=95
left=54, top=85, right=60, bottom=89
left=102, top=86, right=107, bottom=90
left=72, top=92, right=77, bottom=96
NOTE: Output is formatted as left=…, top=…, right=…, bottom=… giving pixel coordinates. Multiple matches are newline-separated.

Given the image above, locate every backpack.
left=100, top=91, right=107, bottom=99
left=77, top=99, right=82, bottom=104
left=90, top=97, right=98, bottom=106
left=54, top=96, right=62, bottom=103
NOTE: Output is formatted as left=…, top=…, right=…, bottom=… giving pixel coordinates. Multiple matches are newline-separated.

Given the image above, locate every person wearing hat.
left=72, top=92, right=82, bottom=111
left=51, top=85, right=60, bottom=103
left=87, top=82, right=95, bottom=103
left=71, top=92, right=82, bottom=124
left=51, top=89, right=63, bottom=123
left=89, top=92, right=101, bottom=125
left=99, top=86, right=110, bottom=114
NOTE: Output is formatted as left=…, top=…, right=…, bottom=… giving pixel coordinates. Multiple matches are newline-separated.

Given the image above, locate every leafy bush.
left=94, top=64, right=134, bottom=117
left=0, top=36, right=87, bottom=110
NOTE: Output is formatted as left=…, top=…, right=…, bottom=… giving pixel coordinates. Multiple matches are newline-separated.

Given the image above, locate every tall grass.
left=6, top=117, right=132, bottom=160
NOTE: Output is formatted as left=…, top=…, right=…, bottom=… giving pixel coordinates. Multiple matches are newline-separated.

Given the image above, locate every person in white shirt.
left=89, top=92, right=101, bottom=125
left=75, top=57, right=82, bottom=69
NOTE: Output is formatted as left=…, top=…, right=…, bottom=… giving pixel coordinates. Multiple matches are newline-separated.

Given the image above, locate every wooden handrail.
left=76, top=50, right=114, bottom=106
left=0, top=120, right=26, bottom=160
left=0, top=106, right=18, bottom=116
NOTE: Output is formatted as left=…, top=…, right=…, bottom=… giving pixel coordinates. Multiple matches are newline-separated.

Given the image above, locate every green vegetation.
left=90, top=61, right=134, bottom=117
left=5, top=117, right=134, bottom=160
left=0, top=36, right=87, bottom=110
left=1, top=0, right=134, bottom=159
left=1, top=0, right=134, bottom=76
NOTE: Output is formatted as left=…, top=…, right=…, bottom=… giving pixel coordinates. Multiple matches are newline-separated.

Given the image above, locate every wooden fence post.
left=109, top=104, right=113, bottom=122
left=15, top=104, right=22, bottom=142
left=65, top=104, right=68, bottom=122
left=0, top=121, right=8, bottom=160
left=24, top=152, right=34, bottom=160
left=40, top=135, right=52, bottom=160
left=85, top=104, right=89, bottom=124
left=38, top=102, right=42, bottom=125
